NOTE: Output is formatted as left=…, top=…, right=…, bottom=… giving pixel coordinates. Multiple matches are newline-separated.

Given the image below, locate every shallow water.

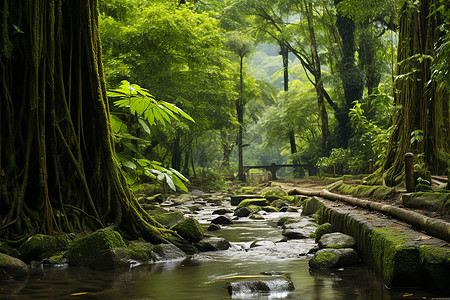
left=0, top=202, right=441, bottom=299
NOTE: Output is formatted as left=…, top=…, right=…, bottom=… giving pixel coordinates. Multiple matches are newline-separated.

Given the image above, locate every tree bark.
left=237, top=56, right=245, bottom=182
left=0, top=0, right=180, bottom=245
left=305, top=2, right=329, bottom=153
left=381, top=0, right=449, bottom=185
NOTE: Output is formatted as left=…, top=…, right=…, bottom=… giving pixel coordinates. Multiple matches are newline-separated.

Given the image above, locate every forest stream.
left=0, top=191, right=441, bottom=300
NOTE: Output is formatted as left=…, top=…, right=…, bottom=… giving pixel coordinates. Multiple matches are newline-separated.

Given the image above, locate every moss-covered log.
left=0, top=0, right=179, bottom=245
left=293, top=188, right=450, bottom=242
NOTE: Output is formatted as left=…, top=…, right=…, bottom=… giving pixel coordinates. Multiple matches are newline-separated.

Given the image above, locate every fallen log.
left=291, top=188, right=450, bottom=243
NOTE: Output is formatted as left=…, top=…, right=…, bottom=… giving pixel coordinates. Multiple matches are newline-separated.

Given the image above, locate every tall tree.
left=381, top=0, right=449, bottom=185
left=0, top=0, right=181, bottom=245
left=225, top=32, right=253, bottom=182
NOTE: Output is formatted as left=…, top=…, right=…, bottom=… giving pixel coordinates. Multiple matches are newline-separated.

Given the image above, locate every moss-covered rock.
left=234, top=206, right=254, bottom=217
left=238, top=186, right=258, bottom=194
left=318, top=232, right=356, bottom=249
left=127, top=241, right=156, bottom=262
left=315, top=223, right=333, bottom=243
left=236, top=198, right=269, bottom=209
left=419, top=245, right=450, bottom=293
left=195, top=237, right=231, bottom=251
left=301, top=197, right=324, bottom=216
left=276, top=217, right=297, bottom=227
left=153, top=211, right=185, bottom=228
left=230, top=195, right=263, bottom=206
left=309, top=248, right=359, bottom=269
left=0, top=253, right=29, bottom=280
left=19, top=234, right=71, bottom=263
left=402, top=192, right=450, bottom=212
left=262, top=206, right=279, bottom=212
left=270, top=199, right=286, bottom=208
left=152, top=243, right=187, bottom=261
left=261, top=187, right=287, bottom=198
left=249, top=214, right=264, bottom=220
left=170, top=218, right=204, bottom=243
left=65, top=228, right=126, bottom=267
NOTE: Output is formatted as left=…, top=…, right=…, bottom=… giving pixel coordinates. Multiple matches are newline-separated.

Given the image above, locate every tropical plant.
left=107, top=81, right=193, bottom=192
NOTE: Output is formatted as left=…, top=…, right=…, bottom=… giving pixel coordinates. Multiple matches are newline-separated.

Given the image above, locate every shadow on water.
left=0, top=207, right=443, bottom=299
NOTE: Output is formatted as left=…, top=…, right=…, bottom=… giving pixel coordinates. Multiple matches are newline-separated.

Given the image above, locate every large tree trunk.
left=381, top=0, right=449, bottom=185
left=0, top=0, right=177, bottom=245
left=334, top=0, right=364, bottom=148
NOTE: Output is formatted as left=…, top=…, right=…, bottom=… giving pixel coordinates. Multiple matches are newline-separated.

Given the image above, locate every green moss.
left=419, top=245, right=450, bottom=293
left=66, top=228, right=126, bottom=267
left=127, top=241, right=156, bottom=262
left=236, top=198, right=269, bottom=209
left=262, top=206, right=279, bottom=212
left=247, top=205, right=262, bottom=212
left=315, top=251, right=336, bottom=263
left=315, top=223, right=333, bottom=243
left=170, top=218, right=204, bottom=243
left=370, top=227, right=417, bottom=284
left=238, top=186, right=257, bottom=194
left=261, top=187, right=286, bottom=198
left=270, top=199, right=286, bottom=208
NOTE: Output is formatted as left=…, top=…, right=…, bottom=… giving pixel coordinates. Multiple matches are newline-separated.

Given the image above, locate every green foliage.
left=108, top=81, right=192, bottom=192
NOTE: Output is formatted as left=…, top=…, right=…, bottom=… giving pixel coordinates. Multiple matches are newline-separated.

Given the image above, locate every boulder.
left=276, top=217, right=297, bottom=227
left=309, top=248, right=359, bottom=269
left=261, top=187, right=287, bottom=198
left=226, top=278, right=294, bottom=296
left=127, top=241, right=156, bottom=262
left=234, top=207, right=253, bottom=217
left=250, top=214, right=264, bottom=220
left=20, top=234, right=71, bottom=263
left=282, top=229, right=310, bottom=240
left=170, top=218, right=204, bottom=243
left=262, top=206, right=278, bottom=212
left=315, top=223, right=333, bottom=243
left=152, top=243, right=187, bottom=261
left=207, top=224, right=221, bottom=231
left=153, top=211, right=185, bottom=228
left=88, top=248, right=131, bottom=271
left=318, top=232, right=356, bottom=249
left=211, top=215, right=233, bottom=225
left=270, top=199, right=286, bottom=208
left=0, top=253, right=29, bottom=281
left=231, top=195, right=262, bottom=206
left=236, top=199, right=269, bottom=209
left=212, top=208, right=233, bottom=215
left=195, top=237, right=231, bottom=251
left=286, top=207, right=298, bottom=212
left=66, top=228, right=126, bottom=267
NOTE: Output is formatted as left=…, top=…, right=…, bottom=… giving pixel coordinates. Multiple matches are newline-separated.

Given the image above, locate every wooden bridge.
left=243, top=163, right=310, bottom=180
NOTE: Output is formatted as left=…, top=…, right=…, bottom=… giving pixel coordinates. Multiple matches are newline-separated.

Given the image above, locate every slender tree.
left=226, top=33, right=253, bottom=182
left=0, top=0, right=181, bottom=245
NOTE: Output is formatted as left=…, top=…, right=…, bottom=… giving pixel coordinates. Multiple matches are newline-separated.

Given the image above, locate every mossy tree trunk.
left=381, top=0, right=449, bottom=186
left=334, top=0, right=364, bottom=149
left=0, top=0, right=176, bottom=245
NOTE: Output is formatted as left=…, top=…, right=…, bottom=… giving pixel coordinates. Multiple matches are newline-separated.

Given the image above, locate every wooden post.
left=405, top=153, right=415, bottom=192
left=368, top=159, right=374, bottom=174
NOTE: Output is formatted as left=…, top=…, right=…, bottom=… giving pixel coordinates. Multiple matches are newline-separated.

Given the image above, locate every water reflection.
left=0, top=205, right=442, bottom=299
